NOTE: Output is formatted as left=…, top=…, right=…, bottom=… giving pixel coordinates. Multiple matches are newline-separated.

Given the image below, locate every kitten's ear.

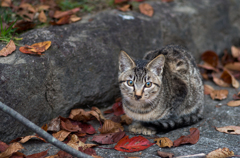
left=146, top=54, right=165, bottom=76
left=119, top=51, right=136, bottom=73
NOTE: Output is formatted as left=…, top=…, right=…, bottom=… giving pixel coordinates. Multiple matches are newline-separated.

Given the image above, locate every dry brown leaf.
left=0, top=40, right=16, bottom=57
left=210, top=90, right=228, bottom=100
left=139, top=3, right=154, bottom=17
left=118, top=4, right=131, bottom=12
left=19, top=135, right=45, bottom=143
left=69, top=108, right=103, bottom=122
left=220, top=70, right=239, bottom=88
left=19, top=41, right=51, bottom=55
left=98, top=119, right=124, bottom=134
left=224, top=62, right=240, bottom=71
left=173, top=128, right=200, bottom=147
left=154, top=137, right=173, bottom=148
left=204, top=85, right=214, bottom=95
left=55, top=15, right=71, bottom=25
left=0, top=142, right=24, bottom=158
left=67, top=134, right=97, bottom=151
left=39, top=10, right=47, bottom=23
left=227, top=100, right=240, bottom=107
left=201, top=50, right=219, bottom=68
left=198, top=62, right=219, bottom=72
left=37, top=5, right=50, bottom=12
left=206, top=147, right=234, bottom=158
left=52, top=130, right=71, bottom=141
left=53, top=8, right=80, bottom=19
left=70, top=14, right=81, bottom=23
left=215, top=126, right=240, bottom=135
left=157, top=151, right=174, bottom=158
left=47, top=117, right=60, bottom=132
left=212, top=76, right=230, bottom=87
left=17, top=3, right=36, bottom=21
left=91, top=107, right=106, bottom=122
left=121, top=114, right=132, bottom=125
left=1, top=0, right=11, bottom=7
left=231, top=45, right=240, bottom=58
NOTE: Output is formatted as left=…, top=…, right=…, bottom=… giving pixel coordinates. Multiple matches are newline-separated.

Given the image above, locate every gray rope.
left=0, top=101, right=93, bottom=158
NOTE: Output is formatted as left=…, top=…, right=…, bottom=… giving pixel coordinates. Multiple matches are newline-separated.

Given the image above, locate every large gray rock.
left=0, top=0, right=240, bottom=142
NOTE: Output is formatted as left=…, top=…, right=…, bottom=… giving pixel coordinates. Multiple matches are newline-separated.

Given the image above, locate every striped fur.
left=118, top=45, right=204, bottom=135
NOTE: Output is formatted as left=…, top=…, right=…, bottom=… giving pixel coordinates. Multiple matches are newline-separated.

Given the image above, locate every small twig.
left=0, top=101, right=92, bottom=158
left=174, top=153, right=206, bottom=158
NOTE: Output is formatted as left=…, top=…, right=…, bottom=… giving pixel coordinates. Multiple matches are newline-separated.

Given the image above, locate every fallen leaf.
left=204, top=85, right=214, bottom=95
left=1, top=0, right=11, bottom=7
left=25, top=150, right=48, bottom=158
left=52, top=130, right=71, bottom=141
left=118, top=4, right=132, bottom=12
left=198, top=62, right=219, bottom=72
left=227, top=100, right=240, bottom=107
left=139, top=3, right=154, bottom=17
left=154, top=137, right=173, bottom=148
left=111, top=115, right=121, bottom=123
left=212, top=75, right=230, bottom=87
left=91, top=107, right=106, bottom=122
left=67, top=134, right=97, bottom=151
left=19, top=41, right=51, bottom=55
left=0, top=142, right=24, bottom=158
left=53, top=8, right=80, bottom=19
left=157, top=151, right=174, bottom=158
left=14, top=20, right=35, bottom=33
left=60, top=118, right=82, bottom=132
left=201, top=50, right=219, bottom=68
left=47, top=117, right=61, bottom=132
left=104, top=109, right=114, bottom=114
left=173, top=128, right=200, bottom=147
left=231, top=45, right=240, bottom=58
left=121, top=114, right=132, bottom=125
left=77, top=122, right=96, bottom=135
left=10, top=135, right=46, bottom=143
left=91, top=131, right=125, bottom=144
left=206, top=147, right=234, bottom=158
left=57, top=150, right=73, bottom=158
left=114, top=135, right=154, bottom=152
left=220, top=70, right=239, bottom=88
left=10, top=152, right=26, bottom=158
left=98, top=119, right=124, bottom=134
left=112, top=102, right=125, bottom=116
left=233, top=92, right=240, bottom=100
left=215, top=126, right=240, bottom=135
left=69, top=108, right=103, bottom=123
left=210, top=89, right=228, bottom=100
left=221, top=49, right=235, bottom=66
left=17, top=3, right=36, bottom=21
left=41, top=124, right=48, bottom=131
left=78, top=147, right=97, bottom=157
left=0, top=141, right=9, bottom=152
left=38, top=10, right=47, bottom=23
left=224, top=62, right=240, bottom=71
left=0, top=40, right=16, bottom=57
left=37, top=5, right=50, bottom=12
left=70, top=14, right=81, bottom=23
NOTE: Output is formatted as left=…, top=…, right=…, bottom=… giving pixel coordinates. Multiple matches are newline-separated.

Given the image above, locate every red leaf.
left=112, top=102, right=124, bottom=116
left=201, top=50, right=219, bottom=68
left=173, top=128, right=200, bottom=147
left=57, top=150, right=73, bottom=158
left=60, top=117, right=82, bottom=132
left=103, top=109, right=114, bottom=114
left=78, top=147, right=97, bottom=156
left=114, top=135, right=154, bottom=152
left=0, top=141, right=9, bottom=152
left=91, top=131, right=125, bottom=144
left=25, top=150, right=48, bottom=158
left=78, top=122, right=96, bottom=135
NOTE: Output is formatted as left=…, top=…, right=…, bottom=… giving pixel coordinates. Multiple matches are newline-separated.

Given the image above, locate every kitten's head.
left=118, top=51, right=165, bottom=104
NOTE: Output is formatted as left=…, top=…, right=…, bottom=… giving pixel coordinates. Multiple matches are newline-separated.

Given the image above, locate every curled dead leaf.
left=91, top=131, right=125, bottom=145
left=220, top=70, right=239, bottom=88
left=118, top=4, right=132, bottom=12
left=224, top=62, right=240, bottom=71
left=201, top=50, right=219, bottom=68
left=19, top=41, right=51, bottom=55
left=70, top=14, right=81, bottom=23
left=1, top=0, right=11, bottom=7
left=206, top=147, right=234, bottom=158
left=47, top=117, right=60, bottom=132
left=67, top=134, right=97, bottom=151
left=212, top=75, right=230, bottom=87
left=69, top=108, right=104, bottom=123
left=157, top=151, right=174, bottom=158
left=139, top=3, right=154, bottom=17
left=231, top=45, right=240, bottom=58
left=227, top=100, right=240, bottom=107
left=198, top=62, right=219, bottom=72
left=173, top=128, right=200, bottom=147
left=215, top=126, right=240, bottom=135
left=204, top=85, right=214, bottom=95
left=52, top=130, right=71, bottom=141
left=0, top=142, right=24, bottom=158
left=121, top=114, right=132, bottom=125
left=210, top=89, right=228, bottom=100
left=98, top=119, right=124, bottom=134
left=53, top=8, right=80, bottom=19
left=0, top=40, right=16, bottom=57
left=154, top=137, right=173, bottom=148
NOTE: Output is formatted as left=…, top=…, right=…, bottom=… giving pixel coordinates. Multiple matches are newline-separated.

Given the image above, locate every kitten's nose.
left=135, top=95, right=142, bottom=100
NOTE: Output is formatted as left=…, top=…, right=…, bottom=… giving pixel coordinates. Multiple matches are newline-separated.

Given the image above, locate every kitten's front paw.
left=129, top=123, right=156, bottom=135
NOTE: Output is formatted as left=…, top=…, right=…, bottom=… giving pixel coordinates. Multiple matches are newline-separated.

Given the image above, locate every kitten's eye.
left=145, top=82, right=152, bottom=88
left=127, top=80, right=134, bottom=86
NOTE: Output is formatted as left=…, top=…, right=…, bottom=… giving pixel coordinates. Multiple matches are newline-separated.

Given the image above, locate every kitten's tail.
left=142, top=113, right=203, bottom=132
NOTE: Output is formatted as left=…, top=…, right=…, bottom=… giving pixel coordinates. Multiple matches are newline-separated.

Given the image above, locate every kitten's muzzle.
left=135, top=95, right=142, bottom=100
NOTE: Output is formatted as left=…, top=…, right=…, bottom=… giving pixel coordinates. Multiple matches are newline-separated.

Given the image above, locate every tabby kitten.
left=118, top=45, right=204, bottom=135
